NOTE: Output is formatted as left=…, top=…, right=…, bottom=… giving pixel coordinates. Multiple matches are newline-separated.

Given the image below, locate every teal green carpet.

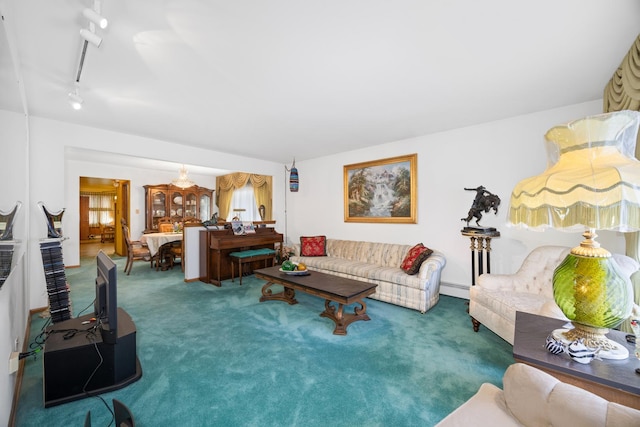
left=14, top=255, right=513, bottom=426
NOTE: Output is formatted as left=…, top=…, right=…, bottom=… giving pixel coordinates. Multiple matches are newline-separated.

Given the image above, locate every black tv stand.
left=43, top=307, right=142, bottom=407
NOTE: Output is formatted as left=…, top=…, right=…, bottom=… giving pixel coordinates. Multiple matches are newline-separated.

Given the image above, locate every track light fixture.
left=68, top=90, right=83, bottom=110
left=82, top=8, right=108, bottom=29
left=80, top=29, right=102, bottom=47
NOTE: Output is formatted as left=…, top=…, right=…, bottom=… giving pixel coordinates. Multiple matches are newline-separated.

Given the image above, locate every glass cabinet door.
left=184, top=192, right=197, bottom=218
left=200, top=194, right=211, bottom=221
left=170, top=192, right=184, bottom=219
left=151, top=191, right=166, bottom=229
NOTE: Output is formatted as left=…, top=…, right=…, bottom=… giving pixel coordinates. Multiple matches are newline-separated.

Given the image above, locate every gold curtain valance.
left=217, top=172, right=270, bottom=191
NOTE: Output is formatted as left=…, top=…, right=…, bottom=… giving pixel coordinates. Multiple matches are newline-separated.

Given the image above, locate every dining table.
left=140, top=232, right=183, bottom=257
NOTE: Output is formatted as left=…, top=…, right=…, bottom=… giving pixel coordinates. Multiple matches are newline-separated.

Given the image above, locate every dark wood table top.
left=513, top=311, right=640, bottom=395
left=254, top=266, right=377, bottom=300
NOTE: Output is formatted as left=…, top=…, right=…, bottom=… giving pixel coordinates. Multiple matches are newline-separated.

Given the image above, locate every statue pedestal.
left=461, top=228, right=500, bottom=286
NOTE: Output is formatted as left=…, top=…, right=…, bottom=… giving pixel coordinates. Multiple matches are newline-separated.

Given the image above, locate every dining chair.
left=122, top=223, right=153, bottom=275
left=157, top=216, right=173, bottom=233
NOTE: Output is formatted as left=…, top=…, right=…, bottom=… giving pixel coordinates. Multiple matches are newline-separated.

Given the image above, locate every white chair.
left=469, top=245, right=639, bottom=344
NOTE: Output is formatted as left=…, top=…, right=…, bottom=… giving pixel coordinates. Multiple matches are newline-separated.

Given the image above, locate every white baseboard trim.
left=440, top=282, right=470, bottom=300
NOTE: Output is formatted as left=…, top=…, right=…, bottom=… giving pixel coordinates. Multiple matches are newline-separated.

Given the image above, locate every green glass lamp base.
left=552, top=323, right=629, bottom=360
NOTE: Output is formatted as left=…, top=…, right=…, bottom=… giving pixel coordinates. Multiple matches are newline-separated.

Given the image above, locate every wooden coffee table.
left=254, top=266, right=377, bottom=335
left=513, top=311, right=640, bottom=409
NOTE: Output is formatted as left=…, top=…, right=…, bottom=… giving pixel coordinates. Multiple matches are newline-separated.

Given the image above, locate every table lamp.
left=509, top=110, right=640, bottom=359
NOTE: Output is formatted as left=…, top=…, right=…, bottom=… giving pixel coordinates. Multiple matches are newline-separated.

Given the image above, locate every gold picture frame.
left=344, top=154, right=417, bottom=223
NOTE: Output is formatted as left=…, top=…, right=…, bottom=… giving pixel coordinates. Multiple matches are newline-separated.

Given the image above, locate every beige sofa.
left=435, top=363, right=640, bottom=426
left=469, top=245, right=639, bottom=344
left=290, top=238, right=446, bottom=313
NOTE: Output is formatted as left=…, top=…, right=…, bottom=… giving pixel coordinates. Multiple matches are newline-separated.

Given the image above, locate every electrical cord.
left=82, top=333, right=116, bottom=427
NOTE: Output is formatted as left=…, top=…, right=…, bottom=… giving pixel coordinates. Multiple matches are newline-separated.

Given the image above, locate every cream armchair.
left=469, top=245, right=639, bottom=344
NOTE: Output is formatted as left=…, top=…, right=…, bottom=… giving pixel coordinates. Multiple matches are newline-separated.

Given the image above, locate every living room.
left=2, top=1, right=640, bottom=425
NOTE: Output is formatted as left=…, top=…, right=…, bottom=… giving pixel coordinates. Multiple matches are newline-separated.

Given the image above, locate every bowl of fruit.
left=279, top=261, right=310, bottom=275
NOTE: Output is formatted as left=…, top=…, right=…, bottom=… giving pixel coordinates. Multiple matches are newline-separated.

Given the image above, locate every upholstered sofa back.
left=436, top=362, right=640, bottom=426
left=325, top=239, right=415, bottom=268
left=512, top=245, right=570, bottom=299
left=504, top=363, right=640, bottom=426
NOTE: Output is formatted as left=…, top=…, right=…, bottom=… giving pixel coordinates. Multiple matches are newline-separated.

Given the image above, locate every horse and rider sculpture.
left=461, top=185, right=501, bottom=227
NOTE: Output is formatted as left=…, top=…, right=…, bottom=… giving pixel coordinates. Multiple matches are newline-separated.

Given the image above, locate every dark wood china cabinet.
left=143, top=184, right=214, bottom=233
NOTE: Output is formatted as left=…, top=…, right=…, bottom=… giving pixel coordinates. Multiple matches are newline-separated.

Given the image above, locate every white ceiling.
left=1, top=1, right=639, bottom=165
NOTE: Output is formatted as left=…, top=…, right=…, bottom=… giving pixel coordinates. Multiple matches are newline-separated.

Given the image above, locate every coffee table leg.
left=321, top=299, right=370, bottom=335
left=259, top=281, right=298, bottom=305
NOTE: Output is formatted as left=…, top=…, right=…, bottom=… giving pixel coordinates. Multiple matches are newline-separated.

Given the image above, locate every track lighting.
left=82, top=8, right=108, bottom=29
left=68, top=91, right=83, bottom=110
left=80, top=29, right=102, bottom=47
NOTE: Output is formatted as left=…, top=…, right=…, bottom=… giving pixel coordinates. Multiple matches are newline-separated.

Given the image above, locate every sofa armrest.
left=435, top=383, right=517, bottom=427
left=417, top=251, right=446, bottom=280
left=290, top=243, right=301, bottom=257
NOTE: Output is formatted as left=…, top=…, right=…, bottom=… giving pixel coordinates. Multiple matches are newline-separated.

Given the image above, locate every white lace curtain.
left=82, top=192, right=116, bottom=227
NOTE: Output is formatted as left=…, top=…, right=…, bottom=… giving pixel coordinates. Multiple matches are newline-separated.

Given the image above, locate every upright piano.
left=199, top=227, right=283, bottom=286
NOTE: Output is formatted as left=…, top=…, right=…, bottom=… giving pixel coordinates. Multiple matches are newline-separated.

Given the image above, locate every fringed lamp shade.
left=508, top=110, right=640, bottom=359
left=509, top=111, right=640, bottom=232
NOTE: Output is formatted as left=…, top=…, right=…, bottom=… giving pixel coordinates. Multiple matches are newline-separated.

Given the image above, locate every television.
left=95, top=250, right=118, bottom=344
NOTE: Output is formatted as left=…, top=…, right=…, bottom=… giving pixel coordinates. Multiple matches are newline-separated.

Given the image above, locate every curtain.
left=225, top=183, right=259, bottom=221
left=216, top=173, right=272, bottom=221
left=82, top=191, right=116, bottom=227
left=603, top=33, right=640, bottom=332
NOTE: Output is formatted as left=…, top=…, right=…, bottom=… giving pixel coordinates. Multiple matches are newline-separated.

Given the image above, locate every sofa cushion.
left=300, top=235, right=327, bottom=256
left=400, top=243, right=433, bottom=275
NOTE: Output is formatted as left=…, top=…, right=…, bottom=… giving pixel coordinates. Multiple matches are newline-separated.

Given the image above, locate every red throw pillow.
left=400, top=243, right=433, bottom=275
left=300, top=236, right=327, bottom=257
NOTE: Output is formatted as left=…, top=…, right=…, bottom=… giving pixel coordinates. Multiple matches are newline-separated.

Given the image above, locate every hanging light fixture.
left=171, top=165, right=196, bottom=189
left=288, top=159, right=299, bottom=192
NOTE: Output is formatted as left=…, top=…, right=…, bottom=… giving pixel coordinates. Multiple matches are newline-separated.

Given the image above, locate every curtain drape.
left=603, top=33, right=640, bottom=333
left=216, top=173, right=272, bottom=221
left=82, top=191, right=116, bottom=227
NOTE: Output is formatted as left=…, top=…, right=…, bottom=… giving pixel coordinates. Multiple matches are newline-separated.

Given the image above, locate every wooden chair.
left=122, top=223, right=153, bottom=275
left=170, top=217, right=200, bottom=271
left=157, top=216, right=173, bottom=233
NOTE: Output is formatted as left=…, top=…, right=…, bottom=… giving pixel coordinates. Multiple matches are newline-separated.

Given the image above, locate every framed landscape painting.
left=344, top=154, right=417, bottom=223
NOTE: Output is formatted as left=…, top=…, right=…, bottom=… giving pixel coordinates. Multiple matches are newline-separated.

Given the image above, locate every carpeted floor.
left=14, top=253, right=513, bottom=426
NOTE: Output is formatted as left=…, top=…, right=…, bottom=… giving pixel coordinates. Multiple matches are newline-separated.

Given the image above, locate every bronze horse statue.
left=461, top=186, right=501, bottom=226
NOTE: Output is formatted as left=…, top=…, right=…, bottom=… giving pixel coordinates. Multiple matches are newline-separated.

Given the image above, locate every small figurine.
left=544, top=334, right=566, bottom=355
left=566, top=339, right=600, bottom=364
left=461, top=186, right=501, bottom=227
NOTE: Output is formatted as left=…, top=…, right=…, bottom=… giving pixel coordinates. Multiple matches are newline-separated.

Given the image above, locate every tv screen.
left=95, top=250, right=118, bottom=344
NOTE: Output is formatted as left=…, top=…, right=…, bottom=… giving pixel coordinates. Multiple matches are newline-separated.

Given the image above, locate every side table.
left=513, top=311, right=640, bottom=410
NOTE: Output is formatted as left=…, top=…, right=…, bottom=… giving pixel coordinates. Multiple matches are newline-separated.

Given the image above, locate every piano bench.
left=229, top=249, right=276, bottom=285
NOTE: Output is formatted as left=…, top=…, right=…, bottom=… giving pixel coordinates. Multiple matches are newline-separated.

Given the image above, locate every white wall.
left=287, top=101, right=626, bottom=298
left=0, top=109, right=29, bottom=426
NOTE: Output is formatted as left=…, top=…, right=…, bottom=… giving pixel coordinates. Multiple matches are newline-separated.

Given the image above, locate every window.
left=83, top=192, right=116, bottom=227
left=225, top=183, right=260, bottom=221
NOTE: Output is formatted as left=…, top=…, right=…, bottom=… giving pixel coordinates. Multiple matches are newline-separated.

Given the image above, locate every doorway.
left=79, top=177, right=130, bottom=257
